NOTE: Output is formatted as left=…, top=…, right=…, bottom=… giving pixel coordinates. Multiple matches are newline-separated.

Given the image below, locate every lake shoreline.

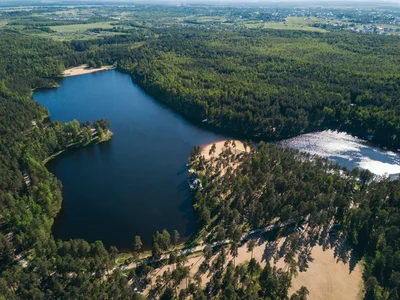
left=117, top=66, right=400, bottom=155
left=62, top=65, right=115, bottom=77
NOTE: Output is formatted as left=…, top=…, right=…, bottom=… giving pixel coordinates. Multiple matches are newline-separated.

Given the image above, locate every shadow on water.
left=178, top=189, right=196, bottom=239
left=177, top=179, right=188, bottom=193
left=176, top=163, right=189, bottom=176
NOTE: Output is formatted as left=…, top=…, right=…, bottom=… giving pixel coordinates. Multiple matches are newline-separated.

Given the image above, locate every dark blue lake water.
left=34, top=70, right=225, bottom=250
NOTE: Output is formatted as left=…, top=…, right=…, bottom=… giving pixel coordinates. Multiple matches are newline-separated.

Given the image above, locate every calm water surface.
left=34, top=70, right=225, bottom=249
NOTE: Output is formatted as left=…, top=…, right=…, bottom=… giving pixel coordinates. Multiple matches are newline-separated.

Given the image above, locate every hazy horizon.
left=0, top=0, right=399, bottom=4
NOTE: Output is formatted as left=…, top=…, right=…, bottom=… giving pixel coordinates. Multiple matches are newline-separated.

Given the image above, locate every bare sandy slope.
left=62, top=64, right=114, bottom=77
left=146, top=237, right=363, bottom=299
left=200, top=140, right=246, bottom=160
left=287, top=246, right=364, bottom=300
left=251, top=240, right=363, bottom=300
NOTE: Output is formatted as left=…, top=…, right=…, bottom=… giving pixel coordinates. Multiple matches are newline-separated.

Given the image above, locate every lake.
left=34, top=69, right=225, bottom=250
left=34, top=69, right=400, bottom=250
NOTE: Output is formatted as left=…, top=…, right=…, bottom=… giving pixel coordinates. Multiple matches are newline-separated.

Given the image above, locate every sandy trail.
left=62, top=64, right=114, bottom=77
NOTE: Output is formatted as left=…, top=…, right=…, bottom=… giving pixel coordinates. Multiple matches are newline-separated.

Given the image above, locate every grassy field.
left=237, top=17, right=327, bottom=32
left=50, top=22, right=114, bottom=33
left=262, top=17, right=327, bottom=32
left=26, top=30, right=126, bottom=41
left=0, top=20, right=7, bottom=28
left=188, top=16, right=228, bottom=23
left=176, top=15, right=327, bottom=33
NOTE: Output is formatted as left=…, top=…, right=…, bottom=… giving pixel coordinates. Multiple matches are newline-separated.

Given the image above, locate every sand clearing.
left=145, top=237, right=363, bottom=299
left=287, top=246, right=364, bottom=300
left=201, top=140, right=246, bottom=160
left=250, top=240, right=363, bottom=300
left=62, top=64, right=114, bottom=77
left=224, top=239, right=363, bottom=300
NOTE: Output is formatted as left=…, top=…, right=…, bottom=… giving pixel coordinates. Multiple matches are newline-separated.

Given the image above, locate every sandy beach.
left=62, top=64, right=114, bottom=77
left=200, top=140, right=246, bottom=159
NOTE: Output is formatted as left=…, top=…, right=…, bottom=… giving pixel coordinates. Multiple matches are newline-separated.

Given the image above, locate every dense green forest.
left=0, top=31, right=143, bottom=299
left=120, top=29, right=400, bottom=148
left=1, top=20, right=400, bottom=299
left=188, top=141, right=400, bottom=299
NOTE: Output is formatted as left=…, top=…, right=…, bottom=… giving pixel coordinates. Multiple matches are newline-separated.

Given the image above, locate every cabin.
left=187, top=173, right=202, bottom=190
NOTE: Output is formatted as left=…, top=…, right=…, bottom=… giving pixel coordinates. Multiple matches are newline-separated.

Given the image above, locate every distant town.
left=1, top=3, right=399, bottom=40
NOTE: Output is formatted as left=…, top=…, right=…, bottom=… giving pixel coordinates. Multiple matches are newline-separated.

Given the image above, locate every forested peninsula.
left=0, top=23, right=400, bottom=299
left=185, top=141, right=400, bottom=300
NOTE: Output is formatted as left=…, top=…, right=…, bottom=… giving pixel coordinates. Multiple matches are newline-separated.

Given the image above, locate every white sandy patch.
left=358, top=157, right=400, bottom=176
left=62, top=64, right=114, bottom=77
left=281, top=130, right=362, bottom=158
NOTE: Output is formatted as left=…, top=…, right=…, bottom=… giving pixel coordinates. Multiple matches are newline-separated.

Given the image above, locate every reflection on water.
left=280, top=130, right=400, bottom=177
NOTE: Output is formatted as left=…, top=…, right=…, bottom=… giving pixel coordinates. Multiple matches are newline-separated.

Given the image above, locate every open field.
left=50, top=22, right=114, bottom=33
left=263, top=22, right=327, bottom=32
left=31, top=31, right=125, bottom=41
left=238, top=17, right=327, bottom=32
left=262, top=17, right=328, bottom=32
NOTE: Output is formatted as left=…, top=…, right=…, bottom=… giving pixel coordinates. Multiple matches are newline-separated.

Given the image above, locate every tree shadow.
left=177, top=179, right=188, bottom=192
left=332, top=236, right=351, bottom=264
left=318, top=223, right=331, bottom=249
left=297, top=246, right=314, bottom=272
left=177, top=188, right=196, bottom=239
left=299, top=224, right=361, bottom=275
left=176, top=163, right=189, bottom=176
left=262, top=240, right=279, bottom=263
left=349, top=249, right=361, bottom=274
left=276, top=237, right=290, bottom=262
